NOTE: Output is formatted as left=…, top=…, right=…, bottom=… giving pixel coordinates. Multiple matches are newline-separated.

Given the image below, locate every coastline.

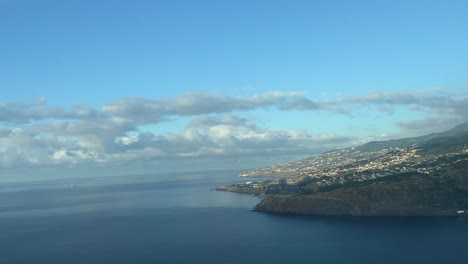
left=215, top=180, right=467, bottom=217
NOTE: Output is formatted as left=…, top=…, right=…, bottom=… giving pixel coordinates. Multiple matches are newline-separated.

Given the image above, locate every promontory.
left=217, top=122, right=468, bottom=216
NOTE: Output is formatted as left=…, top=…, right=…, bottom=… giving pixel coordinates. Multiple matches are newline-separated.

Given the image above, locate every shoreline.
left=215, top=185, right=467, bottom=217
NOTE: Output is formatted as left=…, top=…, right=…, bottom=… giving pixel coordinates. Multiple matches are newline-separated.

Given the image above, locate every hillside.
left=240, top=123, right=468, bottom=183
left=254, top=155, right=468, bottom=216
left=239, top=122, right=468, bottom=216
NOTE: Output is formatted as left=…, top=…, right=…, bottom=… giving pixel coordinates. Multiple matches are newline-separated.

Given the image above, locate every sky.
left=1, top=0, right=468, bottom=180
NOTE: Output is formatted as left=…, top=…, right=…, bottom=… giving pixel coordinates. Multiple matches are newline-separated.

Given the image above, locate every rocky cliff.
left=254, top=158, right=468, bottom=216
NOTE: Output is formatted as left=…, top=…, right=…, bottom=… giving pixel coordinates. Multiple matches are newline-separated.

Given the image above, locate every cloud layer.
left=0, top=90, right=466, bottom=169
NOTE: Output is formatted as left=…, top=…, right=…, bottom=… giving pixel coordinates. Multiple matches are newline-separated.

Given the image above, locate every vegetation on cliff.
left=243, top=123, right=468, bottom=216
left=255, top=157, right=468, bottom=216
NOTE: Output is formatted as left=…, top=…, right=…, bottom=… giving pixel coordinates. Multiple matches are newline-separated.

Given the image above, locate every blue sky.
left=1, top=0, right=467, bottom=178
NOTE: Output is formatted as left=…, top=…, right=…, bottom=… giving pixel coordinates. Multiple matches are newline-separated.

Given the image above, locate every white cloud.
left=0, top=90, right=466, bottom=170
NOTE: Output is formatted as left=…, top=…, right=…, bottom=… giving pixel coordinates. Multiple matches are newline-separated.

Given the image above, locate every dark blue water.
left=1, top=170, right=467, bottom=264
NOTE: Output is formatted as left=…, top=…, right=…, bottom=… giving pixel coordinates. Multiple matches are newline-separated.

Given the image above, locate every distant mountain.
left=235, top=122, right=468, bottom=216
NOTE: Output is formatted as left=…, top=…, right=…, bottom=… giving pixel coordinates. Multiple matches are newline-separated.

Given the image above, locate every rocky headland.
left=219, top=123, right=468, bottom=216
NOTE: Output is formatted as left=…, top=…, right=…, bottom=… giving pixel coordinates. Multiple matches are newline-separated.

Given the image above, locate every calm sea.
left=1, top=170, right=467, bottom=264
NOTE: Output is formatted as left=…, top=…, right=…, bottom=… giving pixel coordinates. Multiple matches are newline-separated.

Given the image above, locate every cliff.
left=254, top=158, right=468, bottom=216
left=234, top=123, right=468, bottom=216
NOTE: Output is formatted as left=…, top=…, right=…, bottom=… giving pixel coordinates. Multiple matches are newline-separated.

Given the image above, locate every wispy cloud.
left=395, top=116, right=466, bottom=137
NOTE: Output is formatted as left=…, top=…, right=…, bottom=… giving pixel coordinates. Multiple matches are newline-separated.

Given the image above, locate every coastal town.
left=236, top=128, right=468, bottom=194
left=219, top=147, right=468, bottom=195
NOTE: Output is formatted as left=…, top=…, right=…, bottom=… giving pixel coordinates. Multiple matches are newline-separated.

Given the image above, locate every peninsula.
left=217, top=123, right=468, bottom=216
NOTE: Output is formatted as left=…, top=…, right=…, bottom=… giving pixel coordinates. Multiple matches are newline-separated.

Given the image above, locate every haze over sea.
left=1, top=170, right=467, bottom=264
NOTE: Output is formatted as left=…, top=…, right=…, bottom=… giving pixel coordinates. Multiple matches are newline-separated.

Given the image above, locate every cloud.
left=279, top=97, right=321, bottom=110
left=188, top=115, right=255, bottom=129
left=0, top=99, right=61, bottom=124
left=326, top=91, right=468, bottom=117
left=0, top=90, right=466, bottom=170
left=101, top=92, right=310, bottom=122
left=0, top=98, right=104, bottom=124
left=0, top=128, right=12, bottom=137
left=0, top=129, right=51, bottom=168
left=395, top=116, right=466, bottom=137
left=3, top=91, right=465, bottom=126
left=113, top=115, right=354, bottom=160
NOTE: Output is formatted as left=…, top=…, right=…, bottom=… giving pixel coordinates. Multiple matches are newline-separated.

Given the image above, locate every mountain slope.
left=255, top=155, right=468, bottom=216
left=240, top=122, right=468, bottom=216
left=240, top=122, right=468, bottom=179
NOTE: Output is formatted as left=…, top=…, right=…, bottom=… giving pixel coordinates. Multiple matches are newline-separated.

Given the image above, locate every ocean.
left=1, top=170, right=467, bottom=264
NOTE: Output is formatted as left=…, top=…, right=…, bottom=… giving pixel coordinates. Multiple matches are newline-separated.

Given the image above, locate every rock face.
left=255, top=189, right=458, bottom=216
left=254, top=166, right=468, bottom=216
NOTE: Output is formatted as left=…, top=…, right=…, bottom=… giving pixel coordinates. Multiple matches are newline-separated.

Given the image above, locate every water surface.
left=1, top=170, right=466, bottom=263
